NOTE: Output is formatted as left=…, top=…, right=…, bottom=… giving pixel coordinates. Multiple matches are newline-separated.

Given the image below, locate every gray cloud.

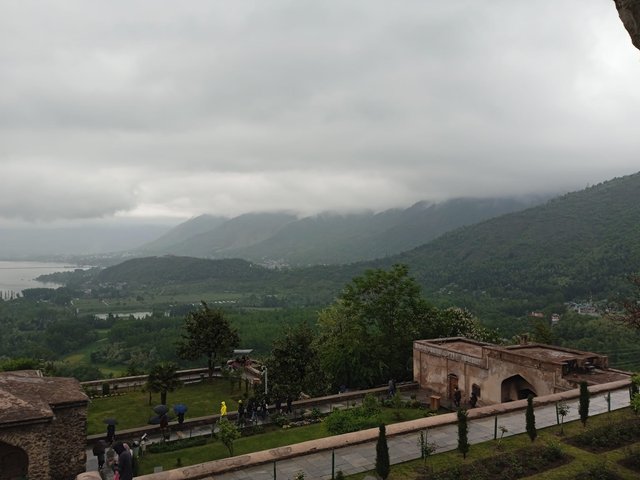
left=1, top=1, right=639, bottom=223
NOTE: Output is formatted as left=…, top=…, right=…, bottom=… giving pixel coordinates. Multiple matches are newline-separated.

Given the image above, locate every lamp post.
left=263, top=366, right=268, bottom=396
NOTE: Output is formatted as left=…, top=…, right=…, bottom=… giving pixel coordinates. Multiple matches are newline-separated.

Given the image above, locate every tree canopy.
left=264, top=323, right=328, bottom=399
left=176, top=301, right=240, bottom=379
left=315, top=264, right=494, bottom=389
left=146, top=361, right=179, bottom=405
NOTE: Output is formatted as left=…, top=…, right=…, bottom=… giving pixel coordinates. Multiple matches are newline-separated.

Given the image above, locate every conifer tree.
left=457, top=409, right=470, bottom=459
left=375, top=424, right=390, bottom=479
left=525, top=394, right=537, bottom=442
left=579, top=381, right=590, bottom=427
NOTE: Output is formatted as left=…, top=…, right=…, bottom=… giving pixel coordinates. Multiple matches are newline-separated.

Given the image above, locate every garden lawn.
left=137, top=423, right=327, bottom=474
left=87, top=379, right=246, bottom=435
left=134, top=406, right=427, bottom=474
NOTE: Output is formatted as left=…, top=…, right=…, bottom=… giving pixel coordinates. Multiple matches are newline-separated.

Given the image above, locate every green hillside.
left=386, top=172, right=640, bottom=303
left=138, top=214, right=228, bottom=253
left=56, top=172, right=640, bottom=325
left=136, top=197, right=543, bottom=266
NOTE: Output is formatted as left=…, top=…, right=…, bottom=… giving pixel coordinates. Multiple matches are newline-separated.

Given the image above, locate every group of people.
left=92, top=433, right=134, bottom=480
left=221, top=395, right=294, bottom=427
left=453, top=386, right=478, bottom=408
left=92, top=423, right=138, bottom=479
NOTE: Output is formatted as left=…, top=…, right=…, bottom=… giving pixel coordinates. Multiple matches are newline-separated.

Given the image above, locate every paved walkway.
left=87, top=388, right=631, bottom=480
left=213, top=388, right=631, bottom=480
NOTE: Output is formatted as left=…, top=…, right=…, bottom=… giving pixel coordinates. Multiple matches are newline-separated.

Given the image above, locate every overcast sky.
left=1, top=1, right=639, bottom=227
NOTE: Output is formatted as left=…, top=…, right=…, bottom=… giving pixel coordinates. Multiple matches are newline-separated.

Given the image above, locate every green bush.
left=568, top=417, right=640, bottom=452
left=324, top=406, right=381, bottom=435
left=427, top=445, right=569, bottom=480
left=542, top=440, right=564, bottom=462
left=147, top=437, right=207, bottom=453
left=620, top=445, right=640, bottom=472
left=362, top=393, right=381, bottom=414
left=241, top=424, right=265, bottom=437
left=575, top=462, right=623, bottom=480
left=271, top=412, right=290, bottom=427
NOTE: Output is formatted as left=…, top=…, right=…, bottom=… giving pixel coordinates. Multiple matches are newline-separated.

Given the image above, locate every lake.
left=0, top=260, right=81, bottom=299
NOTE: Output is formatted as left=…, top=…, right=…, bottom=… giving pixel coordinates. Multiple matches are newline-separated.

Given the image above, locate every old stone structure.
left=0, top=370, right=89, bottom=480
left=413, top=337, right=630, bottom=406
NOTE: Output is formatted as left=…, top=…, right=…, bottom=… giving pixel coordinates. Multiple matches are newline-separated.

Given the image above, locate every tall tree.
left=264, top=323, right=328, bottom=399
left=146, top=362, right=179, bottom=405
left=217, top=417, right=240, bottom=456
left=579, top=381, right=590, bottom=427
left=315, top=264, right=495, bottom=389
left=610, top=274, right=640, bottom=331
left=316, top=264, right=437, bottom=388
left=525, top=394, right=537, bottom=442
left=177, top=302, right=240, bottom=380
left=457, top=408, right=470, bottom=459
left=375, top=424, right=390, bottom=480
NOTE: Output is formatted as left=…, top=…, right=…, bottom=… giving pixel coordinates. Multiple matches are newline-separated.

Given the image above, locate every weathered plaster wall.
left=414, top=341, right=591, bottom=405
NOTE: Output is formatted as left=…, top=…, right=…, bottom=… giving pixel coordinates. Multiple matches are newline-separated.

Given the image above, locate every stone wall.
left=0, top=421, right=52, bottom=479
left=0, top=405, right=87, bottom=480
left=50, top=404, right=89, bottom=479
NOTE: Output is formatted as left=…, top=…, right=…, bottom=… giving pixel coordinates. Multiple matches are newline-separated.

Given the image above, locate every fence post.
left=607, top=391, right=611, bottom=412
left=273, top=461, right=277, bottom=480
left=555, top=402, right=559, bottom=425
left=332, top=448, right=335, bottom=479
left=493, top=415, right=498, bottom=440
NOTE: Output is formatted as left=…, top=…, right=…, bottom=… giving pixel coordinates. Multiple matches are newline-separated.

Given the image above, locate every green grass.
left=73, top=291, right=243, bottom=315
left=137, top=422, right=328, bottom=474
left=346, top=408, right=640, bottom=480
left=87, top=379, right=248, bottom=435
left=136, top=407, right=428, bottom=475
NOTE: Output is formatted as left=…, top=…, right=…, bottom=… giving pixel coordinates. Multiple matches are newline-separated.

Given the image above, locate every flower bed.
left=565, top=417, right=640, bottom=453
left=419, top=442, right=571, bottom=480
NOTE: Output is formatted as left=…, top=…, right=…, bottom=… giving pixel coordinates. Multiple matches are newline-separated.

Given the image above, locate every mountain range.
left=62, top=171, right=640, bottom=314
left=135, top=197, right=546, bottom=266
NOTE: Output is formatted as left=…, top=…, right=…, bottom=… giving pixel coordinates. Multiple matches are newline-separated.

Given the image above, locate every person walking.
left=117, top=443, right=133, bottom=480
left=92, top=441, right=106, bottom=470
left=220, top=401, right=227, bottom=417
left=470, top=391, right=478, bottom=408
left=237, top=399, right=245, bottom=426
left=260, top=399, right=268, bottom=420
left=453, top=387, right=462, bottom=408
left=106, top=423, right=116, bottom=444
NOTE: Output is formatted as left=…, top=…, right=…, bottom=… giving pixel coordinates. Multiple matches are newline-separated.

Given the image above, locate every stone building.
left=413, top=337, right=630, bottom=406
left=0, top=370, right=89, bottom=480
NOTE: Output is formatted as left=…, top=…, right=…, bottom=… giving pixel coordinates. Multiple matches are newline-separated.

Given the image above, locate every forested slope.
left=386, top=172, right=640, bottom=302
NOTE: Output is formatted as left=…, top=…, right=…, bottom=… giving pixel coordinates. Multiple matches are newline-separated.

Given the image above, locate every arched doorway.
left=0, top=441, right=28, bottom=480
left=447, top=373, right=459, bottom=401
left=501, top=375, right=536, bottom=402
